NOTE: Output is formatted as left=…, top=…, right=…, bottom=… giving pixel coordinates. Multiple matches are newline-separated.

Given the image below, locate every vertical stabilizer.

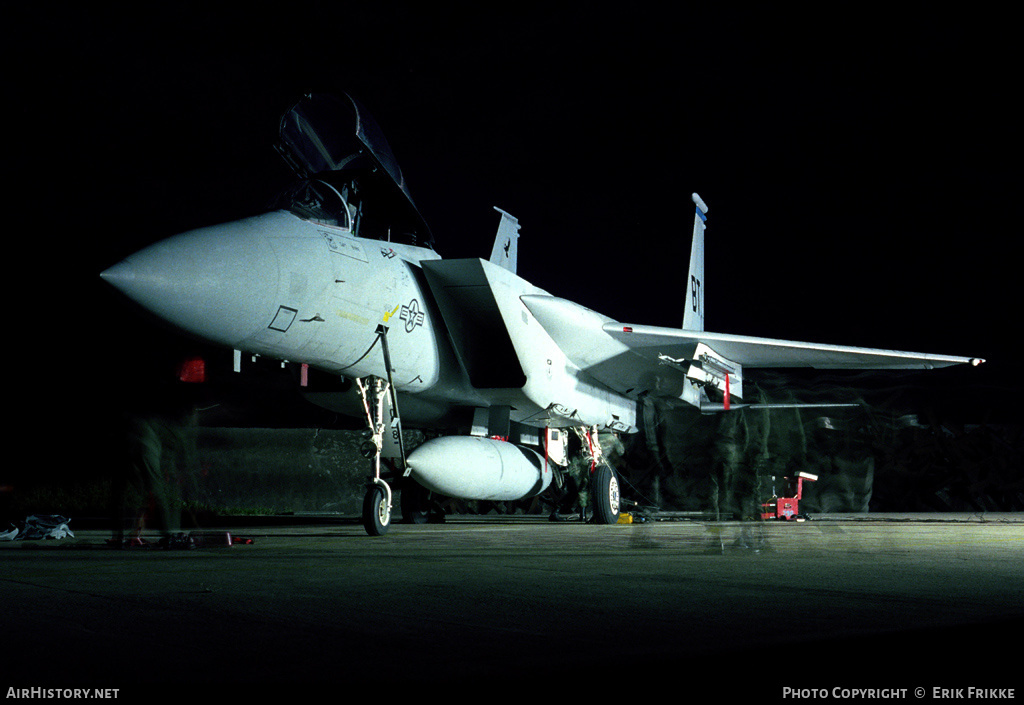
left=683, top=193, right=708, bottom=331
left=490, top=207, right=520, bottom=273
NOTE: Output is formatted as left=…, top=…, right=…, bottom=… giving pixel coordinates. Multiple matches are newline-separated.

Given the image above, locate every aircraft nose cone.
left=101, top=217, right=280, bottom=347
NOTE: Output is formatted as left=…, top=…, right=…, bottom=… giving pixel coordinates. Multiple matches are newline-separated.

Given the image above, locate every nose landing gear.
left=355, top=325, right=408, bottom=536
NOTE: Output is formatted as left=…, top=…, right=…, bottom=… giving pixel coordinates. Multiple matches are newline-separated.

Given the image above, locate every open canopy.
left=276, top=92, right=432, bottom=245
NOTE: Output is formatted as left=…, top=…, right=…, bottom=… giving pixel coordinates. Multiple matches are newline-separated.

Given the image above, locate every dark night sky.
left=9, top=4, right=1018, bottom=436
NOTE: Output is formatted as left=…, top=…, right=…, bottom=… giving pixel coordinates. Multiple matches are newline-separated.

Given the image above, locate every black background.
left=9, top=4, right=1018, bottom=454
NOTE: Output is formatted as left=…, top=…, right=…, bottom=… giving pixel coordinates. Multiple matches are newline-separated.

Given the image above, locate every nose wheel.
left=357, top=375, right=396, bottom=537
left=363, top=483, right=392, bottom=536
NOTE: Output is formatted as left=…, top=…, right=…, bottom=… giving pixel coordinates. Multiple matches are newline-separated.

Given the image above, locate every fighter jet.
left=101, top=92, right=984, bottom=534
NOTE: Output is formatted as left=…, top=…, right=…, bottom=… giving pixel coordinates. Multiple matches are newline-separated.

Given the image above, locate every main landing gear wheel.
left=400, top=480, right=432, bottom=524
left=591, top=464, right=621, bottom=524
left=363, top=485, right=391, bottom=536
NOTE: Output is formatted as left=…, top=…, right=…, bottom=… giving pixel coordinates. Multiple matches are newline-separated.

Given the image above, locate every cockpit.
left=275, top=92, right=433, bottom=247
left=278, top=179, right=355, bottom=231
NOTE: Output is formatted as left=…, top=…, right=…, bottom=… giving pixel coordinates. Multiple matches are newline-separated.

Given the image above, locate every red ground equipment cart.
left=761, top=472, right=818, bottom=521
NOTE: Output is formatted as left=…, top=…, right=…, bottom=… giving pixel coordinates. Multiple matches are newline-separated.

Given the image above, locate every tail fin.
left=683, top=193, right=708, bottom=331
left=489, top=207, right=520, bottom=273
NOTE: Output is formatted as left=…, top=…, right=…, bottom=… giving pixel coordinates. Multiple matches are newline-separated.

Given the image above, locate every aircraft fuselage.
left=103, top=209, right=638, bottom=434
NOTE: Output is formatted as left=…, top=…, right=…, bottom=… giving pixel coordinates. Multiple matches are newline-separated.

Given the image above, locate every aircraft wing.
left=601, top=323, right=982, bottom=410
left=603, top=323, right=981, bottom=371
left=521, top=294, right=982, bottom=410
